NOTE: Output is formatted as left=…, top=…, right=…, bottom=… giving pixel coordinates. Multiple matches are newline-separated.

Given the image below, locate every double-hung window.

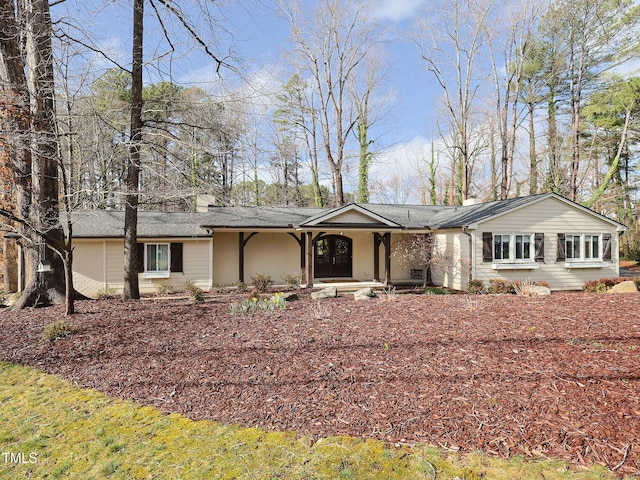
left=493, top=234, right=533, bottom=262
left=493, top=234, right=510, bottom=260
left=514, top=234, right=532, bottom=260
left=562, top=234, right=602, bottom=262
left=558, top=233, right=612, bottom=267
left=146, top=243, right=170, bottom=273
left=565, top=234, right=581, bottom=260
left=484, top=232, right=541, bottom=269
left=136, top=242, right=184, bottom=278
left=584, top=234, right=599, bottom=259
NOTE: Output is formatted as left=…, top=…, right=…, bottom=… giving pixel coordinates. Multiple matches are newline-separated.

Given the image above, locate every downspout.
left=462, top=226, right=474, bottom=290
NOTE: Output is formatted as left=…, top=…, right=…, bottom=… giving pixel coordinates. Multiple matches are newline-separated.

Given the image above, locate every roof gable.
left=300, top=203, right=401, bottom=227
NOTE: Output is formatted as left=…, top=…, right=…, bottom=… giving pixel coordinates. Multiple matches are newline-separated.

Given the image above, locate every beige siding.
left=212, top=232, right=238, bottom=285
left=244, top=233, right=300, bottom=284
left=474, top=196, right=621, bottom=290
left=72, top=240, right=107, bottom=296
left=73, top=238, right=212, bottom=297
left=324, top=210, right=384, bottom=224
left=431, top=230, right=471, bottom=291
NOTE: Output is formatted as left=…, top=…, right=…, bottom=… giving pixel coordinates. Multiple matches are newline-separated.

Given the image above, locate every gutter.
left=461, top=226, right=475, bottom=288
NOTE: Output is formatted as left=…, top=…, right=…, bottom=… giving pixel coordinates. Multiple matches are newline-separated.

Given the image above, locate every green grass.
left=0, top=361, right=626, bottom=479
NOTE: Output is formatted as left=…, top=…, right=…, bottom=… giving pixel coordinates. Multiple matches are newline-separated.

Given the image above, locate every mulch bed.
left=1, top=291, right=639, bottom=476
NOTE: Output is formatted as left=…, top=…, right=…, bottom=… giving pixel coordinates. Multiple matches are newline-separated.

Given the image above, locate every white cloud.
left=373, top=0, right=426, bottom=22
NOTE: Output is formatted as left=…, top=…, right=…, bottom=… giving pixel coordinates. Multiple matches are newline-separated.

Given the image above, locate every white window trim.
left=491, top=233, right=536, bottom=269
left=143, top=243, right=171, bottom=278
left=563, top=233, right=605, bottom=267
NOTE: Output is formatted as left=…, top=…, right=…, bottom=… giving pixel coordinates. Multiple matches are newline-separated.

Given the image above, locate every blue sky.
left=56, top=0, right=440, bottom=201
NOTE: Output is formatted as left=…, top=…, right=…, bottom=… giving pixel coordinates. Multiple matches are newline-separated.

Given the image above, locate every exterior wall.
left=72, top=237, right=212, bottom=297
left=473, top=197, right=621, bottom=291
left=430, top=230, right=470, bottom=291
left=244, top=232, right=300, bottom=285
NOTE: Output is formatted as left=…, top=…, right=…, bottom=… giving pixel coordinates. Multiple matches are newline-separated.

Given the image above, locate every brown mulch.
left=1, top=291, right=639, bottom=476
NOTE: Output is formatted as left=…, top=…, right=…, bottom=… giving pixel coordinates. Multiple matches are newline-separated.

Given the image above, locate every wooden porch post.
left=238, top=232, right=259, bottom=283
left=238, top=232, right=245, bottom=283
left=383, top=232, right=392, bottom=286
left=305, top=231, right=314, bottom=288
left=373, top=233, right=381, bottom=282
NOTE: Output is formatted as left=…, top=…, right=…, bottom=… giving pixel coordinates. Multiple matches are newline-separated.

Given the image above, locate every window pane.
left=585, top=235, right=599, bottom=259
left=147, top=244, right=157, bottom=271
left=573, top=236, right=580, bottom=259
left=494, top=236, right=501, bottom=260
left=502, top=236, right=510, bottom=260
left=515, top=235, right=531, bottom=260
left=157, top=244, right=169, bottom=271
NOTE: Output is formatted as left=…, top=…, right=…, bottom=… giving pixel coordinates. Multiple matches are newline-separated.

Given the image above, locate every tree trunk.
left=2, top=0, right=66, bottom=309
left=528, top=101, right=537, bottom=195
left=123, top=0, right=144, bottom=300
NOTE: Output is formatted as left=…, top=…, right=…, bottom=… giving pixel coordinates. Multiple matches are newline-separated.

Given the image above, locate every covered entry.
left=314, top=234, right=352, bottom=278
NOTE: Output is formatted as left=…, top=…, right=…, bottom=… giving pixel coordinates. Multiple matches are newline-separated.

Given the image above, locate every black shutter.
left=137, top=243, right=145, bottom=272
left=556, top=233, right=565, bottom=261
left=534, top=233, right=544, bottom=262
left=170, top=243, right=184, bottom=272
left=602, top=233, right=612, bottom=261
left=482, top=232, right=493, bottom=262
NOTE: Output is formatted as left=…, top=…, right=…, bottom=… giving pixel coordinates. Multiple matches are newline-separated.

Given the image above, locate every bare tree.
left=279, top=0, right=384, bottom=206
left=419, top=0, right=493, bottom=203
left=484, top=0, right=540, bottom=199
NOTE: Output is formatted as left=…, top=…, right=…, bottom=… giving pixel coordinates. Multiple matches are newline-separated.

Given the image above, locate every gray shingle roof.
left=68, top=193, right=626, bottom=238
left=69, top=211, right=215, bottom=238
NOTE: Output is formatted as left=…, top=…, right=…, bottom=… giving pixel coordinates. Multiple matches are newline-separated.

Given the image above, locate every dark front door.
left=314, top=235, right=352, bottom=278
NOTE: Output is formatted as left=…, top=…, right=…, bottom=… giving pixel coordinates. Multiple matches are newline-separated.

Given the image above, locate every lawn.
left=0, top=289, right=639, bottom=478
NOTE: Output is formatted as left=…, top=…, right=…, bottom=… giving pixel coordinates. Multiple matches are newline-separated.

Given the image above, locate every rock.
left=354, top=287, right=377, bottom=301
left=529, top=285, right=551, bottom=297
left=607, top=280, right=638, bottom=294
left=311, top=287, right=337, bottom=300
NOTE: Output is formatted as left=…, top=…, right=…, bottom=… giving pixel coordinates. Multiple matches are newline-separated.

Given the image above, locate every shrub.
left=235, top=281, right=248, bottom=293
left=43, top=320, right=77, bottom=342
left=583, top=277, right=637, bottom=293
left=488, top=279, right=514, bottom=294
left=282, top=273, right=301, bottom=289
left=251, top=273, right=273, bottom=293
left=184, top=279, right=205, bottom=303
left=0, top=288, right=6, bottom=307
left=467, top=279, right=484, bottom=295
left=154, top=279, right=172, bottom=295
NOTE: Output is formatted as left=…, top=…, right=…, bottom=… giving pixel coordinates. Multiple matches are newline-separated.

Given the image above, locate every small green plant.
left=251, top=273, right=273, bottom=293
left=43, top=320, right=77, bottom=342
left=235, top=281, right=248, bottom=293
left=0, top=288, right=6, bottom=306
left=423, top=287, right=449, bottom=295
left=282, top=273, right=301, bottom=289
left=154, top=279, right=172, bottom=295
left=230, top=293, right=287, bottom=315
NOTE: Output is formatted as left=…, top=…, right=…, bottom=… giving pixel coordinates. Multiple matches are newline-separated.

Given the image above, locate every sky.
left=54, top=0, right=446, bottom=202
